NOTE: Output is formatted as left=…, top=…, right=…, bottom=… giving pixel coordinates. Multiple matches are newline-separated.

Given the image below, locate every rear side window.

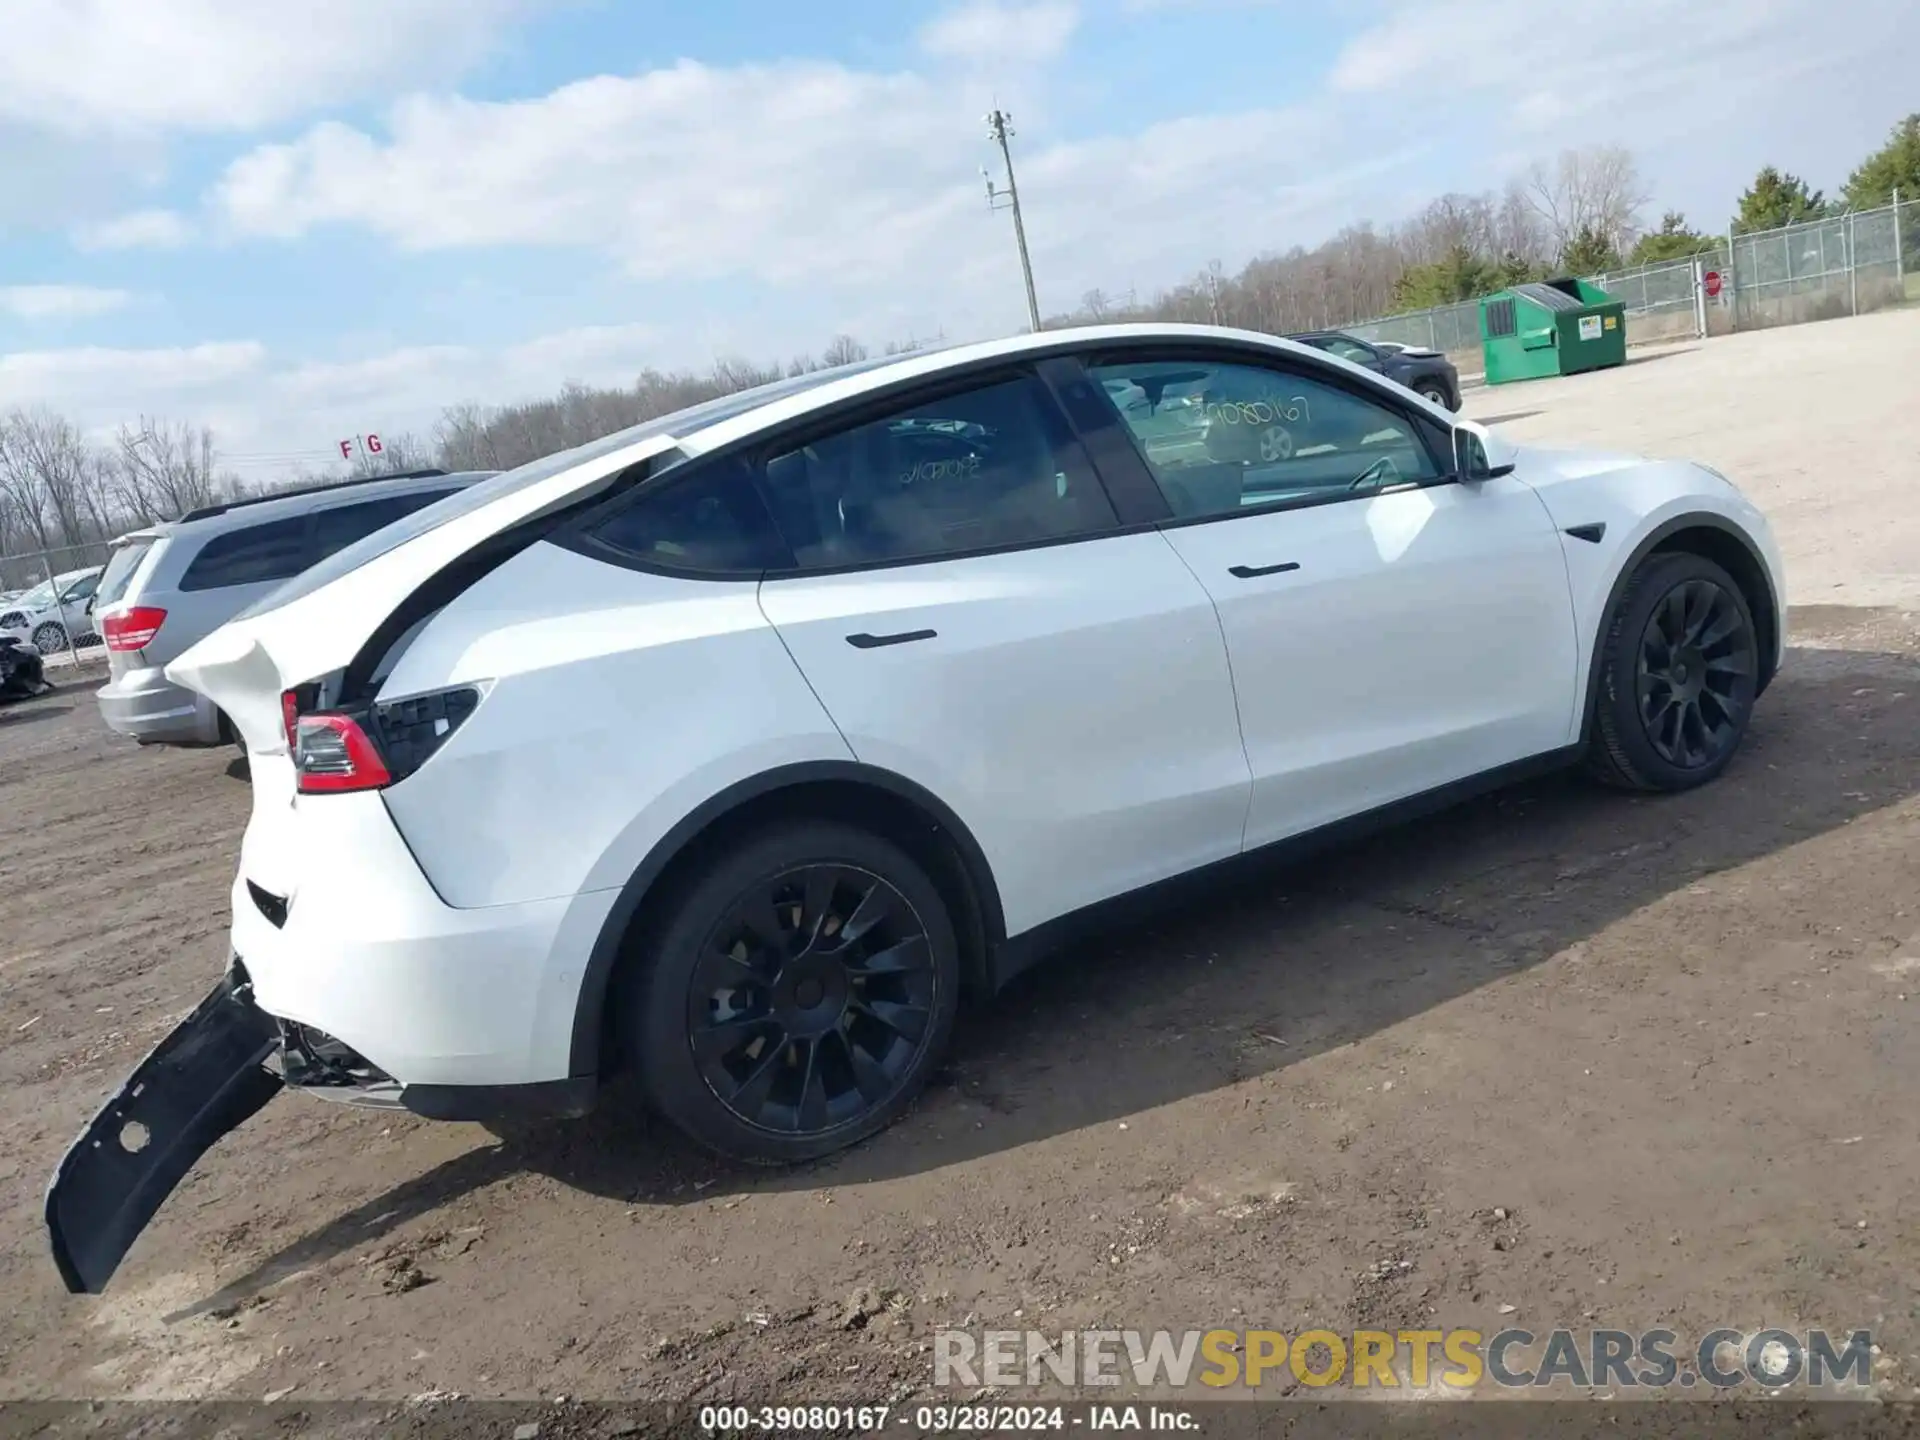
left=178, top=516, right=310, bottom=592
left=758, top=373, right=1117, bottom=570
left=583, top=459, right=786, bottom=574
left=311, top=489, right=457, bottom=564
left=97, top=541, right=158, bottom=607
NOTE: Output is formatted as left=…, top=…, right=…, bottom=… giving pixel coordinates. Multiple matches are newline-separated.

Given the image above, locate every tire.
left=629, top=819, right=961, bottom=1164
left=1586, top=550, right=1760, bottom=793
left=30, top=622, right=66, bottom=656
left=1416, top=382, right=1451, bottom=409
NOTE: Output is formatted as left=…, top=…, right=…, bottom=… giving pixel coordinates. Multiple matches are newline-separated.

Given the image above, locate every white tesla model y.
left=48, top=325, right=1784, bottom=1291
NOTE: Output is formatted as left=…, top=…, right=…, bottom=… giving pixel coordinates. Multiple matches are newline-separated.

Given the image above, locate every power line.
left=983, top=109, right=1041, bottom=333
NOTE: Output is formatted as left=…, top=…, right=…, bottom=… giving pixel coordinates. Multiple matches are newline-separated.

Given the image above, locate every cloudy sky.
left=0, top=0, right=1911, bottom=480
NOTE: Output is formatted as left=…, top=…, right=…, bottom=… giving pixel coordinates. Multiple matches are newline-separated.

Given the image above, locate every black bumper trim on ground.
left=399, top=1076, right=597, bottom=1122
left=45, top=972, right=283, bottom=1295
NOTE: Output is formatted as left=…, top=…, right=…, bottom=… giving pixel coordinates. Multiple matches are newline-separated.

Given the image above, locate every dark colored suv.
left=1287, top=331, right=1462, bottom=411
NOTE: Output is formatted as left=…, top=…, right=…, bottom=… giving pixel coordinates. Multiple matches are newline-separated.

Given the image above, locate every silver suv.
left=94, top=469, right=493, bottom=745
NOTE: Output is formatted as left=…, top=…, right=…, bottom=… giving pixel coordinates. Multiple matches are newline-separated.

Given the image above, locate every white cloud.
left=206, top=55, right=1429, bottom=337
left=920, top=0, right=1081, bottom=66
left=1326, top=0, right=1920, bottom=218
left=72, top=208, right=196, bottom=251
left=0, top=327, right=668, bottom=473
left=0, top=0, right=550, bottom=135
left=203, top=0, right=1910, bottom=336
left=0, top=285, right=135, bottom=320
left=212, top=61, right=985, bottom=285
left=268, top=323, right=664, bottom=427
left=0, top=342, right=265, bottom=430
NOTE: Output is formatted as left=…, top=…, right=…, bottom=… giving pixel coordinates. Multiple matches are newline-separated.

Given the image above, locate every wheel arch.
left=1578, top=512, right=1780, bottom=745
left=567, top=760, right=1006, bottom=1079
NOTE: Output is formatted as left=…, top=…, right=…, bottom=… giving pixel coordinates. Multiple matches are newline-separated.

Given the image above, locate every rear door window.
left=311, top=489, right=458, bottom=565
left=178, top=516, right=311, bottom=592
left=96, top=540, right=158, bottom=607
left=758, top=373, right=1117, bottom=570
left=583, top=459, right=786, bottom=574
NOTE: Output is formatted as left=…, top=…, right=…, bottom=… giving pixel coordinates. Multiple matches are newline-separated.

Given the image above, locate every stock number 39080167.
left=700, top=1406, right=891, bottom=1433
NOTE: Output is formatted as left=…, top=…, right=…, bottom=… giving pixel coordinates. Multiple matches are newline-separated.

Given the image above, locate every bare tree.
left=818, top=334, right=869, bottom=368
left=348, top=431, right=433, bottom=477
left=112, top=418, right=223, bottom=522
left=0, top=409, right=92, bottom=547
left=1523, top=146, right=1650, bottom=261
left=1495, top=180, right=1555, bottom=266
left=433, top=403, right=504, bottom=472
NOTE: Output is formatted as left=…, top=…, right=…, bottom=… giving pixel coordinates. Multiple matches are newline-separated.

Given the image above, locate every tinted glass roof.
left=232, top=351, right=921, bottom=620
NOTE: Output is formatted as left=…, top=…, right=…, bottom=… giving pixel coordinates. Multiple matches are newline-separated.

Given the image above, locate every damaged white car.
left=48, top=324, right=1783, bottom=1292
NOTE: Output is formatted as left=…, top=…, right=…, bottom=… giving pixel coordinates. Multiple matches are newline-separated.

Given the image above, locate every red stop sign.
left=1704, top=270, right=1723, bottom=298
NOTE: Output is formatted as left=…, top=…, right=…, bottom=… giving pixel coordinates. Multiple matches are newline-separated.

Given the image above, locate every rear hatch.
left=169, top=435, right=676, bottom=747
left=94, top=531, right=169, bottom=679
left=165, top=436, right=682, bottom=911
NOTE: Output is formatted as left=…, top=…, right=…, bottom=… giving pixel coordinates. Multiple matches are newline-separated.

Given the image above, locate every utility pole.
left=983, top=109, right=1041, bottom=333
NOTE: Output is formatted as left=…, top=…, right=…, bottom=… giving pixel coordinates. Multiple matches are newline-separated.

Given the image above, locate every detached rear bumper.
left=45, top=971, right=281, bottom=1295
left=46, top=963, right=594, bottom=1296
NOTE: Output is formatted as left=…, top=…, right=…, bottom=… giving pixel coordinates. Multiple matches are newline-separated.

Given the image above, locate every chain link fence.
left=0, top=540, right=118, bottom=669
left=1348, top=195, right=1918, bottom=372
left=1728, top=197, right=1918, bottom=330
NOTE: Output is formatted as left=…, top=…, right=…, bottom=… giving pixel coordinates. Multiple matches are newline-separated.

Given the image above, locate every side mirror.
left=1452, top=419, right=1515, bottom=481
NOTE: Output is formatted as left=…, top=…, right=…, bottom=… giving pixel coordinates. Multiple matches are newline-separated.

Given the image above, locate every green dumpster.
left=1479, top=278, right=1627, bottom=384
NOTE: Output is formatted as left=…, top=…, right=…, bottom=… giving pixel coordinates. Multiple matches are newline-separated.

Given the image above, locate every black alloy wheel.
left=689, top=863, right=935, bottom=1134
left=1587, top=550, right=1760, bottom=793
left=633, top=820, right=959, bottom=1164
left=1634, top=577, right=1754, bottom=770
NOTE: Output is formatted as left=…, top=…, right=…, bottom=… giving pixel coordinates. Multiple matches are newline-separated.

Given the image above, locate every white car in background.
left=0, top=567, right=103, bottom=657
left=47, top=323, right=1784, bottom=1293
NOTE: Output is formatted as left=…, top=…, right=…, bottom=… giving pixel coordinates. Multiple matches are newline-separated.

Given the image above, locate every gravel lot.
left=2, top=311, right=1919, bottom=1412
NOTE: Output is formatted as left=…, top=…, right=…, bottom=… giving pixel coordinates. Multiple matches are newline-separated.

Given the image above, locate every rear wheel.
left=629, top=820, right=960, bottom=1164
left=1587, top=551, right=1759, bottom=792
left=1416, top=381, right=1451, bottom=408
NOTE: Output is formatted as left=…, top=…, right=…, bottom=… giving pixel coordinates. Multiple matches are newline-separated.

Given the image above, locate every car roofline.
left=654, top=324, right=1330, bottom=452
left=162, top=470, right=497, bottom=535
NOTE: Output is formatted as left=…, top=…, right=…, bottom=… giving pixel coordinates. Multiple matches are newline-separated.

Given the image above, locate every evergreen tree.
left=1626, top=211, right=1720, bottom=265
left=1734, top=167, right=1826, bottom=233
left=1561, top=225, right=1623, bottom=275
left=1841, top=114, right=1920, bottom=210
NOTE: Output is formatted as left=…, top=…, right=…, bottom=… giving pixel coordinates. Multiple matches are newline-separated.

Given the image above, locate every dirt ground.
left=3, top=312, right=1920, bottom=1416
left=1460, top=306, right=1920, bottom=610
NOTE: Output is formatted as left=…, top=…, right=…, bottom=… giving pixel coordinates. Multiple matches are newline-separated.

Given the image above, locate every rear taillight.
left=101, top=606, right=166, bottom=652
left=291, top=712, right=393, bottom=793
left=282, top=683, right=479, bottom=795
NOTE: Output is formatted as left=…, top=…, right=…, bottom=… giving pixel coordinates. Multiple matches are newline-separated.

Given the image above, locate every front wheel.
left=30, top=622, right=66, bottom=656
left=630, top=820, right=961, bottom=1164
left=1587, top=551, right=1760, bottom=792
